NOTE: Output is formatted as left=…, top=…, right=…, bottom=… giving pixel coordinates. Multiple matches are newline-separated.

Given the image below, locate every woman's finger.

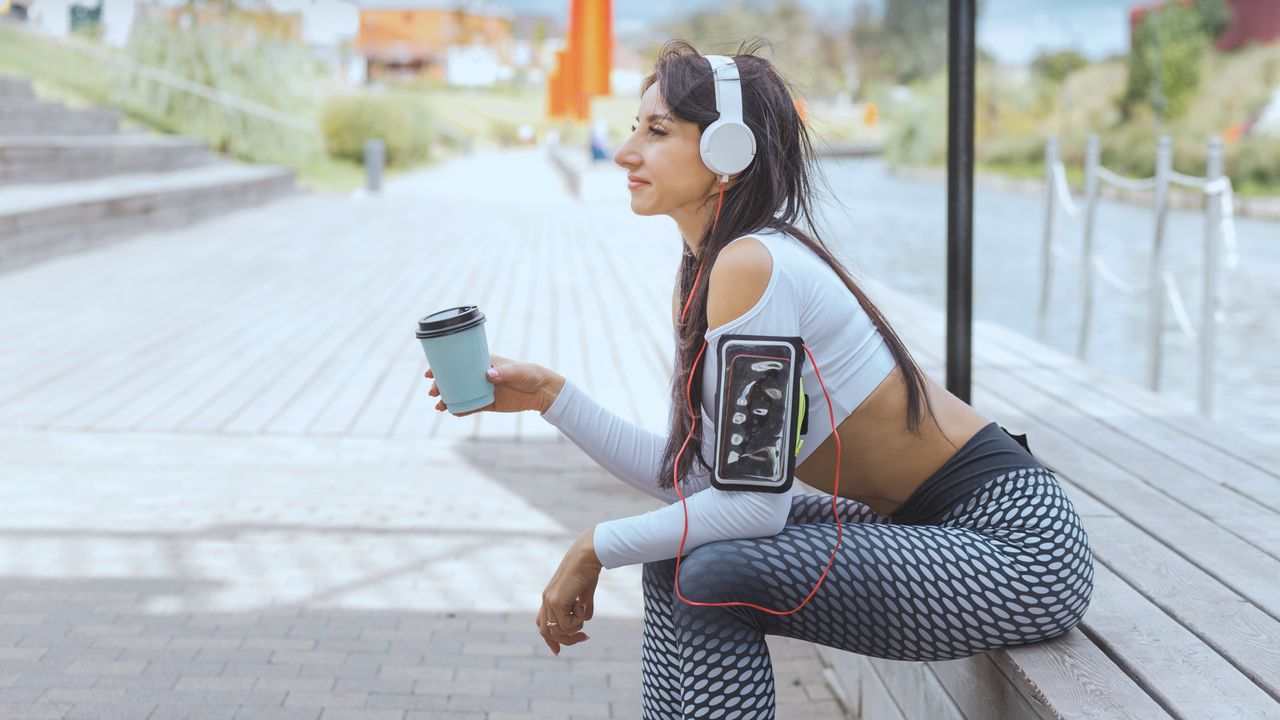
left=536, top=604, right=562, bottom=656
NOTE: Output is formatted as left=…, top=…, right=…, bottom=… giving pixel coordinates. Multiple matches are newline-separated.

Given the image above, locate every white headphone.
left=699, top=54, right=756, bottom=183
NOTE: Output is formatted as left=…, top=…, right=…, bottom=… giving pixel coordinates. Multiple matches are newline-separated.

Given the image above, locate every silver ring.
left=545, top=621, right=558, bottom=627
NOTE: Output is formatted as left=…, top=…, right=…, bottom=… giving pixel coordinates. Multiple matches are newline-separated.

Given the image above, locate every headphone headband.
left=703, top=55, right=744, bottom=128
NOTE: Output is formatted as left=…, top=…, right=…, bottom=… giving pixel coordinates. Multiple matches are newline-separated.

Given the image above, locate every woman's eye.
left=649, top=125, right=666, bottom=135
left=630, top=123, right=638, bottom=133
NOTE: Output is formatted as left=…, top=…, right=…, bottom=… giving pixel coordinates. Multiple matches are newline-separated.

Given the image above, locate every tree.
left=1120, top=0, right=1234, bottom=122
left=1031, top=49, right=1088, bottom=85
left=849, top=0, right=990, bottom=86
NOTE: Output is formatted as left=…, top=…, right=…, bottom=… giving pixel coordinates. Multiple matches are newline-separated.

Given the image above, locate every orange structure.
left=548, top=0, right=612, bottom=121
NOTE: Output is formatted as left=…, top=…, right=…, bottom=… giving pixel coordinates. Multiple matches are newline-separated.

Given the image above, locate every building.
left=1215, top=0, right=1280, bottom=51
left=356, top=1, right=533, bottom=85
left=1129, top=0, right=1279, bottom=52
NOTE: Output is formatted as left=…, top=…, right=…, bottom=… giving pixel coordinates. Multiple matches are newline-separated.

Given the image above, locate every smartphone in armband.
left=711, top=334, right=807, bottom=493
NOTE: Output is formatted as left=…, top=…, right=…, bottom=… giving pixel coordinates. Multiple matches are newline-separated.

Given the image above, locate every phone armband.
left=711, top=333, right=806, bottom=493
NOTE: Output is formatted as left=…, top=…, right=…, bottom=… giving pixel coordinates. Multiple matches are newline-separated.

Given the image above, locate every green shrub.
left=320, top=94, right=433, bottom=167
left=979, top=134, right=1048, bottom=168
left=1227, top=135, right=1280, bottom=191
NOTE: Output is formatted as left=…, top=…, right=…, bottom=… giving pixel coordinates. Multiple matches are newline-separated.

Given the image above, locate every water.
left=811, top=155, right=1280, bottom=449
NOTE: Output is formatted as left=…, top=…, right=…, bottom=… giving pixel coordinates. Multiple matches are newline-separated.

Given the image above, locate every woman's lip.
left=628, top=179, right=649, bottom=189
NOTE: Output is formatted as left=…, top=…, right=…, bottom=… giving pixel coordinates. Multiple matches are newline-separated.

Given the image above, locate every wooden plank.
left=6, top=267, right=307, bottom=428
left=173, top=256, right=394, bottom=434
left=989, top=629, right=1176, bottom=719
left=587, top=213, right=675, bottom=435
left=0, top=194, right=306, bottom=403
left=517, top=208, right=558, bottom=443
left=204, top=240, right=409, bottom=434
left=165, top=228, right=397, bottom=433
left=925, top=653, right=1058, bottom=720
left=247, top=222, right=428, bottom=435
left=973, top=312, right=1280, bottom=478
left=99, top=254, right=366, bottom=431
left=861, top=657, right=966, bottom=720
left=1013, top=364, right=1280, bottom=512
left=1073, top=562, right=1280, bottom=718
left=1078, top=513, right=1280, bottom=699
left=860, top=655, right=908, bottom=720
left=310, top=219, right=472, bottom=437
left=266, top=230, right=445, bottom=435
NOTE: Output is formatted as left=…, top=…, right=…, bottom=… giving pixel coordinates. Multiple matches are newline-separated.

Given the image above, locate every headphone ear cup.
left=700, top=119, right=756, bottom=177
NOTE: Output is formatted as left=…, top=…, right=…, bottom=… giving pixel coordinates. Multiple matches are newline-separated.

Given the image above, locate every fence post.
left=1199, top=136, right=1223, bottom=417
left=364, top=138, right=385, bottom=193
left=1077, top=134, right=1101, bottom=360
left=1038, top=135, right=1058, bottom=342
left=1146, top=135, right=1172, bottom=392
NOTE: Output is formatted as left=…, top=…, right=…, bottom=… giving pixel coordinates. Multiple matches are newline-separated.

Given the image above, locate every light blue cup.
left=416, top=305, right=495, bottom=414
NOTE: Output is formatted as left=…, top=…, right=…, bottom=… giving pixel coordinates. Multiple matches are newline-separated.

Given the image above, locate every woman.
left=426, top=38, right=1094, bottom=719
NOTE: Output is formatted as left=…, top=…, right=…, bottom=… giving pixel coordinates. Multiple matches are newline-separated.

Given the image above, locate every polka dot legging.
left=639, top=467, right=1095, bottom=719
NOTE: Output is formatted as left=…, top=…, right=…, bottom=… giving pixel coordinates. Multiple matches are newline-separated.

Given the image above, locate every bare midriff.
left=672, top=288, right=990, bottom=516
left=793, top=365, right=991, bottom=516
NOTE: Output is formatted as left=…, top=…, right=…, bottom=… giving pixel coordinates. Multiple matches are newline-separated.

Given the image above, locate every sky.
left=492, top=0, right=1136, bottom=64
left=34, top=0, right=1135, bottom=65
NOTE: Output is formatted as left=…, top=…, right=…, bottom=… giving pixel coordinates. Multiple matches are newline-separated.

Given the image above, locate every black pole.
left=946, top=0, right=976, bottom=403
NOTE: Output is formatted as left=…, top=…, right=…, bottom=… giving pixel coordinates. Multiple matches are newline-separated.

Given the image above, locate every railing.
left=1, top=22, right=324, bottom=167
left=1038, top=133, right=1238, bottom=417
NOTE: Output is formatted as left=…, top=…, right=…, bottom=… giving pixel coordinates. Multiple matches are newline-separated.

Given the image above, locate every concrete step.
left=0, top=98, right=60, bottom=115
left=0, top=162, right=298, bottom=274
left=0, top=75, right=35, bottom=100
left=0, top=134, right=213, bottom=184
left=0, top=106, right=120, bottom=135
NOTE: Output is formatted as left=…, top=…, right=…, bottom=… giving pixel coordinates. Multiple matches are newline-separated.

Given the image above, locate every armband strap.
left=711, top=333, right=804, bottom=493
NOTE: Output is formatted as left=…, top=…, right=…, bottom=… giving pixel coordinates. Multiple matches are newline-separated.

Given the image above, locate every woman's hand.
left=536, top=527, right=603, bottom=656
left=426, top=354, right=553, bottom=417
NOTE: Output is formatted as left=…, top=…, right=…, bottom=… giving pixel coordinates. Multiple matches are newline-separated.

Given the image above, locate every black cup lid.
left=416, top=305, right=486, bottom=339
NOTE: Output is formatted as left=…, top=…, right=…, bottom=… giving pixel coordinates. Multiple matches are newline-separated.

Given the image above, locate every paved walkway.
left=0, top=147, right=852, bottom=719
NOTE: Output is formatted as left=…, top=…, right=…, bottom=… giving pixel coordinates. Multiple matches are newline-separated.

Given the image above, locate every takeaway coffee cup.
left=416, top=305, right=495, bottom=415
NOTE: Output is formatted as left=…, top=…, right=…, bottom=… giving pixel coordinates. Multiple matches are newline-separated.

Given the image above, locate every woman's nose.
left=613, top=138, right=637, bottom=169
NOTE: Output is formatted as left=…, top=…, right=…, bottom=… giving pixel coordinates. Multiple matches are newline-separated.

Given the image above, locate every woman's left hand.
left=536, top=527, right=603, bottom=656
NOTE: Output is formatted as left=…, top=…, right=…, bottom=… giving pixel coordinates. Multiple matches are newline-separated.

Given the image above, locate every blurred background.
left=2, top=0, right=1277, bottom=443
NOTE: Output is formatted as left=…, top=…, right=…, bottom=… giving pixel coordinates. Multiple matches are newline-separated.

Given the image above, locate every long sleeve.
left=584, top=236, right=806, bottom=569
left=540, top=376, right=711, bottom=504
left=591, top=482, right=792, bottom=569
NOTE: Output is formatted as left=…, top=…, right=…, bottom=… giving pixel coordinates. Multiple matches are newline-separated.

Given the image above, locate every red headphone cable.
left=671, top=179, right=843, bottom=616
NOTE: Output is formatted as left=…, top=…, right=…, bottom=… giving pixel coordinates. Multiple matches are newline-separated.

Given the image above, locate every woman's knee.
left=673, top=541, right=761, bottom=604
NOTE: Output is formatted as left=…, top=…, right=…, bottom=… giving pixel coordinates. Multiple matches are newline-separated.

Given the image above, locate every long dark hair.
left=652, top=37, right=940, bottom=493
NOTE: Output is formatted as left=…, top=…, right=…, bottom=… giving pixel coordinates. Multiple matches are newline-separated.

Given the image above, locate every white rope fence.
left=1038, top=133, right=1237, bottom=416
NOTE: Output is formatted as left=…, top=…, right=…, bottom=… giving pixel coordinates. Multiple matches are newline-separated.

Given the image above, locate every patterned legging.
left=639, top=467, right=1095, bottom=719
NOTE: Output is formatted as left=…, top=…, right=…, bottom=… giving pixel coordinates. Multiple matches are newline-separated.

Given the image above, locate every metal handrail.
left=18, top=24, right=320, bottom=136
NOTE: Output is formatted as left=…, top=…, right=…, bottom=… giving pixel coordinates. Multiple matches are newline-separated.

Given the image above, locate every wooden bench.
left=815, top=282, right=1280, bottom=720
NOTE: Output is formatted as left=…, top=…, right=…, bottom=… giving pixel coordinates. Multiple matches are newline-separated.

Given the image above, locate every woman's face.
left=613, top=82, right=718, bottom=219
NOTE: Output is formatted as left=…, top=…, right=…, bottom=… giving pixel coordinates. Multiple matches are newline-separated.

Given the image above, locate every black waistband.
left=887, top=422, right=1042, bottom=526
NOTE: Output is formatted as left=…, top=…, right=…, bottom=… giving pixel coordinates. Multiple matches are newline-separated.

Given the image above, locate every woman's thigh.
left=674, top=472, right=1094, bottom=662
left=786, top=491, right=892, bottom=526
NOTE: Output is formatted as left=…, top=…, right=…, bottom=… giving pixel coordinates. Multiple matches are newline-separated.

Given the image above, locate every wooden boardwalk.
left=2, top=145, right=1277, bottom=719
left=0, top=149, right=679, bottom=445
left=0, top=148, right=848, bottom=719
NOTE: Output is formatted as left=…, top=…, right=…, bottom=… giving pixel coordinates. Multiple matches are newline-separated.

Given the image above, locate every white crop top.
left=541, top=226, right=897, bottom=569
